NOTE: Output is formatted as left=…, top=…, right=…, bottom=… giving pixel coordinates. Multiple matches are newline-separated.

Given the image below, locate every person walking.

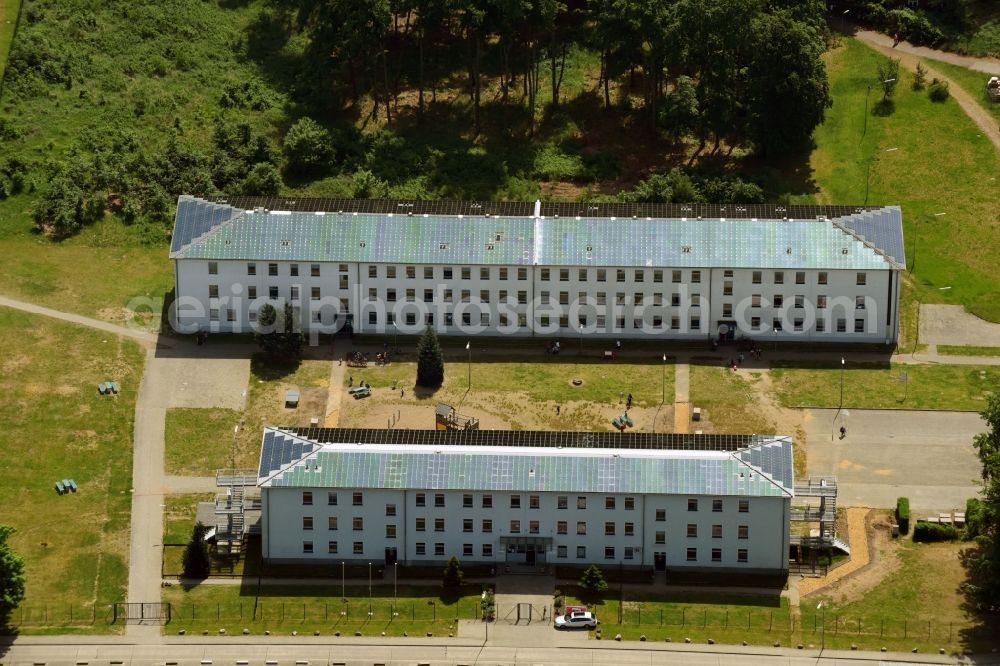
left=626, top=393, right=633, bottom=409
left=556, top=405, right=561, bottom=416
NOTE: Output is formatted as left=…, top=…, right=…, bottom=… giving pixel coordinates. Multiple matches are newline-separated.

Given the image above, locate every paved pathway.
left=856, top=29, right=1000, bottom=76
left=673, top=360, right=691, bottom=433
left=854, top=30, right=1000, bottom=153
left=324, top=342, right=348, bottom=426
left=0, top=295, right=161, bottom=347
left=919, top=303, right=1000, bottom=347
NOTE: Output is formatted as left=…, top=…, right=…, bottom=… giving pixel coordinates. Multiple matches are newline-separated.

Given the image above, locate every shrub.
left=912, top=63, right=927, bottom=91
left=579, top=565, right=608, bottom=602
left=913, top=521, right=960, bottom=542
left=283, top=117, right=334, bottom=175
left=896, top=497, right=910, bottom=535
left=965, top=498, right=983, bottom=539
left=928, top=78, right=950, bottom=102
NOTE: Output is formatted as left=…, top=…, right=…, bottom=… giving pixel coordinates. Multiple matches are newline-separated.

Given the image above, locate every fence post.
left=217, top=603, right=220, bottom=621
left=748, top=611, right=751, bottom=630
left=240, top=602, right=243, bottom=620
left=682, top=608, right=685, bottom=627
left=303, top=603, right=305, bottom=621
left=70, top=605, right=73, bottom=623
left=904, top=619, right=907, bottom=638
left=880, top=618, right=883, bottom=637
left=725, top=609, right=728, bottom=629
left=660, top=609, right=663, bottom=626
left=281, top=602, right=284, bottom=622
left=769, top=610, right=773, bottom=631
left=703, top=609, right=707, bottom=628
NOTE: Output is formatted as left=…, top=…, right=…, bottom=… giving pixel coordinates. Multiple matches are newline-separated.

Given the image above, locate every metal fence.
left=170, top=599, right=480, bottom=625
left=7, top=603, right=110, bottom=628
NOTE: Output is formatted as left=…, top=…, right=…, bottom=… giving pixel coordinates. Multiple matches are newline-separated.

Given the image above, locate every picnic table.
left=97, top=381, right=120, bottom=395
left=285, top=389, right=300, bottom=408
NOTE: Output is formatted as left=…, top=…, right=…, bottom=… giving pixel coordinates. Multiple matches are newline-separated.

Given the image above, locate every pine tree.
left=416, top=325, right=444, bottom=388
left=0, top=525, right=26, bottom=622
left=182, top=522, right=211, bottom=579
left=578, top=565, right=608, bottom=602
left=442, top=555, right=463, bottom=594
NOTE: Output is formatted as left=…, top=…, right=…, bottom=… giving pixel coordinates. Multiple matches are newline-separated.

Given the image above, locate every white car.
left=554, top=610, right=598, bottom=629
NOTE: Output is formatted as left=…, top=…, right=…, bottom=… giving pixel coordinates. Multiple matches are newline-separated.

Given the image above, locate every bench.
left=65, top=479, right=78, bottom=493
left=55, top=481, right=66, bottom=495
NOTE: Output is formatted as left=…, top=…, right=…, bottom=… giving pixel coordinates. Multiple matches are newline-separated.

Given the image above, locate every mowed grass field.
left=688, top=364, right=776, bottom=435
left=924, top=57, right=1000, bottom=126
left=811, top=39, right=1000, bottom=324
left=770, top=362, right=999, bottom=410
left=0, top=307, right=143, bottom=633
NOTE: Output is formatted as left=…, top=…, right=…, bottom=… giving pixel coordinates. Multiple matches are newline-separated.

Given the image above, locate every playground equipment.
left=435, top=403, right=480, bottom=431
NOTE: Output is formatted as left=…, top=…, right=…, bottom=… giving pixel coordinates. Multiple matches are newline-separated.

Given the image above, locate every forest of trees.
left=1, top=0, right=836, bottom=235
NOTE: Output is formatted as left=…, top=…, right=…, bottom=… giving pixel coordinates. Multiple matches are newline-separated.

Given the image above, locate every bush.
left=283, top=117, right=334, bottom=175
left=928, top=78, right=950, bottom=102
left=965, top=498, right=983, bottom=539
left=913, top=521, right=961, bottom=542
left=578, top=565, right=608, bottom=602
left=896, top=497, right=910, bottom=535
left=913, top=62, right=927, bottom=91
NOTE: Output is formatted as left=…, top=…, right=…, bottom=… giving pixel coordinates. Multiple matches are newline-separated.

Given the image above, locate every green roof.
left=258, top=430, right=793, bottom=498
left=171, top=197, right=904, bottom=270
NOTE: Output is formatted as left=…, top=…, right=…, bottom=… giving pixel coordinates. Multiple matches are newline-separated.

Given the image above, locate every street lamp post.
left=818, top=602, right=826, bottom=651
left=832, top=357, right=845, bottom=441
left=466, top=341, right=471, bottom=390
left=578, top=324, right=583, bottom=357
left=341, top=561, right=345, bottom=601
left=661, top=353, right=667, bottom=404
left=368, top=562, right=373, bottom=615
left=394, top=562, right=398, bottom=606
left=863, top=78, right=896, bottom=138
left=912, top=212, right=945, bottom=274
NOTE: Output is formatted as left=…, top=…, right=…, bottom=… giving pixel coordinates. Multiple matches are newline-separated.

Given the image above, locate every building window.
left=624, top=547, right=635, bottom=560
left=616, top=269, right=626, bottom=282
left=483, top=544, right=493, bottom=557
left=415, top=543, right=426, bottom=556
left=540, top=268, right=550, bottom=281
left=655, top=509, right=666, bottom=522
left=794, top=295, right=804, bottom=308
left=435, top=493, right=445, bottom=508
left=817, top=319, right=826, bottom=332
left=328, top=517, right=337, bottom=531
left=856, top=272, right=867, bottom=286
left=751, top=316, right=761, bottom=329
left=482, top=494, right=493, bottom=509
left=752, top=271, right=762, bottom=284
left=415, top=518, right=425, bottom=532
left=268, top=263, right=278, bottom=277
left=655, top=531, right=666, bottom=545
left=290, top=264, right=299, bottom=277
left=386, top=525, right=396, bottom=539
left=691, top=270, right=701, bottom=284
left=687, top=499, right=698, bottom=512
left=311, top=287, right=321, bottom=301
left=510, top=495, right=521, bottom=509
left=795, top=271, right=805, bottom=285
left=855, top=295, right=866, bottom=310
left=248, top=286, right=257, bottom=299
left=686, top=548, right=697, bottom=562
left=328, top=541, right=338, bottom=554
left=712, top=524, right=722, bottom=538
left=302, top=541, right=313, bottom=554
left=482, top=519, right=492, bottom=533
left=557, top=521, right=568, bottom=535
left=529, top=495, right=540, bottom=509
left=794, top=319, right=804, bottom=331
left=209, top=309, right=219, bottom=322
left=416, top=493, right=426, bottom=507
left=739, top=499, right=750, bottom=513
left=605, top=522, right=616, bottom=536
left=247, top=262, right=256, bottom=276
left=837, top=318, right=847, bottom=333
left=557, top=545, right=568, bottom=559
left=738, top=549, right=748, bottom=563
left=327, top=492, right=337, bottom=506
left=817, top=295, right=827, bottom=309
left=434, top=518, right=445, bottom=532
left=773, top=319, right=783, bottom=332
left=529, top=520, right=539, bottom=534
left=774, top=271, right=784, bottom=284
left=624, top=496, right=635, bottom=510
left=303, top=516, right=313, bottom=531
left=462, top=543, right=473, bottom=557
left=712, top=499, right=723, bottom=512
left=855, top=318, right=865, bottom=333
left=722, top=303, right=733, bottom=318
left=463, top=519, right=473, bottom=533
left=723, top=281, right=733, bottom=296
left=424, top=266, right=434, bottom=279
left=463, top=494, right=473, bottom=508
left=577, top=496, right=587, bottom=509
left=354, top=542, right=364, bottom=555
left=353, top=492, right=363, bottom=506
left=310, top=264, right=320, bottom=277
left=712, top=548, right=722, bottom=562
left=576, top=522, right=587, bottom=535
left=605, top=497, right=616, bottom=510
left=604, top=546, right=615, bottom=560
left=559, top=268, right=569, bottom=282
left=386, top=266, right=396, bottom=279
left=208, top=261, right=218, bottom=275
left=208, top=285, right=219, bottom=298
left=624, top=522, right=634, bottom=537
left=738, top=525, right=749, bottom=539
left=353, top=517, right=363, bottom=531
left=510, top=520, right=520, bottom=534
left=369, top=265, right=378, bottom=278
left=577, top=546, right=586, bottom=559
left=773, top=294, right=783, bottom=308
left=687, top=524, right=698, bottom=538
left=302, top=491, right=313, bottom=506
left=557, top=496, right=568, bottom=509
left=818, top=271, right=828, bottom=285
left=290, top=286, right=300, bottom=301
left=517, top=267, right=528, bottom=281
left=670, top=270, right=681, bottom=283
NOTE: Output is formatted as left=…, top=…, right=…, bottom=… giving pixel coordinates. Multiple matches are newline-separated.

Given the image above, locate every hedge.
left=896, top=497, right=910, bottom=535
left=913, top=521, right=960, bottom=542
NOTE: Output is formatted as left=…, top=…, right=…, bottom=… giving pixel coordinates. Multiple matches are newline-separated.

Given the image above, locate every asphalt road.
left=0, top=636, right=973, bottom=666
left=803, top=409, right=985, bottom=512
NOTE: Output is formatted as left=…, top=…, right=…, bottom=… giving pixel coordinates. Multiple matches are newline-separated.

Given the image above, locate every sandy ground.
left=338, top=385, right=676, bottom=432
left=798, top=508, right=902, bottom=605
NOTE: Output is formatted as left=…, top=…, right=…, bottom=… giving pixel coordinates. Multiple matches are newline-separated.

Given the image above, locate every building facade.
left=171, top=197, right=905, bottom=344
left=256, top=428, right=795, bottom=575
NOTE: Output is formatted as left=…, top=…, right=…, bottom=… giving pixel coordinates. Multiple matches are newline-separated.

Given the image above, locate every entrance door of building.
left=384, top=547, right=397, bottom=566
left=525, top=546, right=536, bottom=565
left=654, top=552, right=666, bottom=571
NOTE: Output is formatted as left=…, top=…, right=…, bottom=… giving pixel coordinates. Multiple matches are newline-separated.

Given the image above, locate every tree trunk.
left=550, top=32, right=559, bottom=109
left=418, top=31, right=425, bottom=118
left=473, top=33, right=482, bottom=134
left=602, top=50, right=611, bottom=111
left=383, top=49, right=393, bottom=125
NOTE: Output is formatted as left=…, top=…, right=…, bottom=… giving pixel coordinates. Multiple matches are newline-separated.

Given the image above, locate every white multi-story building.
left=170, top=196, right=905, bottom=343
left=255, top=428, right=795, bottom=575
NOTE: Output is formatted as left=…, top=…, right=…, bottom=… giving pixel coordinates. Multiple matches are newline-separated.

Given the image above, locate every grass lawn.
left=810, top=39, right=1000, bottom=323
left=165, top=408, right=242, bottom=476
left=811, top=540, right=1000, bottom=653
left=938, top=345, right=1000, bottom=356
left=162, top=493, right=217, bottom=578
left=688, top=364, right=776, bottom=435
left=162, top=583, right=482, bottom=636
left=770, top=362, right=998, bottom=410
left=338, top=355, right=675, bottom=432
left=565, top=591, right=795, bottom=646
left=923, top=57, right=1000, bottom=126
left=0, top=0, right=20, bottom=81
left=0, top=307, right=143, bottom=633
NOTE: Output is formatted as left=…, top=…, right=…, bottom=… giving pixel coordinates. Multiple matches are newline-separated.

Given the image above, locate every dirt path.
left=857, top=29, right=1000, bottom=76
left=799, top=507, right=873, bottom=597
left=855, top=31, right=1000, bottom=153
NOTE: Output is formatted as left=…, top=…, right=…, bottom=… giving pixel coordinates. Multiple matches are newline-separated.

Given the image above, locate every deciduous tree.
left=968, top=393, right=1000, bottom=605
left=0, top=525, right=26, bottom=622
